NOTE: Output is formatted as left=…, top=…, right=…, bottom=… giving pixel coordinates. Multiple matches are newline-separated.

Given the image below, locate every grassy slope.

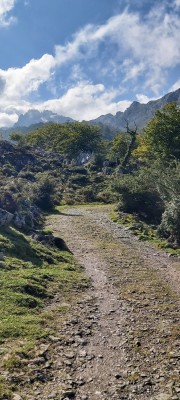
left=0, top=224, right=88, bottom=399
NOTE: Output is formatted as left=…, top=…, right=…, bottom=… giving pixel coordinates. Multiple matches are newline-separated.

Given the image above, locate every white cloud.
left=0, top=4, right=180, bottom=125
left=170, top=80, right=180, bottom=92
left=0, top=0, right=16, bottom=26
left=53, top=7, right=180, bottom=94
left=136, top=94, right=156, bottom=103
left=37, top=82, right=131, bottom=120
left=0, top=82, right=131, bottom=126
left=174, top=0, right=180, bottom=6
left=0, top=54, right=56, bottom=100
left=0, top=112, right=18, bottom=127
left=2, top=5, right=179, bottom=99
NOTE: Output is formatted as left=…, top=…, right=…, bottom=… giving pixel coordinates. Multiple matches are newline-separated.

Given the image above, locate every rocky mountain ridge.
left=14, top=109, right=74, bottom=127
left=88, top=87, right=180, bottom=131
left=2, top=88, right=180, bottom=138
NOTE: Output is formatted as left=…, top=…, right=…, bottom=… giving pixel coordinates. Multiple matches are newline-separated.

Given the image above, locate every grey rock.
left=0, top=208, right=13, bottom=226
left=79, top=350, right=87, bottom=357
left=62, top=389, right=76, bottom=398
left=13, top=212, right=26, bottom=228
left=14, top=109, right=74, bottom=128
left=12, top=395, right=23, bottom=400
left=65, top=352, right=75, bottom=359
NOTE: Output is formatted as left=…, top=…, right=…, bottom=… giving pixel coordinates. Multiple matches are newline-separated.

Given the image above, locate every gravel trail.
left=20, top=204, right=180, bottom=400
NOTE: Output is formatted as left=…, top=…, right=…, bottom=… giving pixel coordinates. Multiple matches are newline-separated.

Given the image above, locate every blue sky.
left=0, top=0, right=180, bottom=127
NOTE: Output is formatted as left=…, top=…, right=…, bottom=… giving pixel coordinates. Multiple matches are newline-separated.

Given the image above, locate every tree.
left=26, top=122, right=102, bottom=161
left=10, top=132, right=26, bottom=148
left=108, top=132, right=129, bottom=162
left=143, top=102, right=180, bottom=161
left=121, top=121, right=138, bottom=170
left=60, top=122, right=102, bottom=159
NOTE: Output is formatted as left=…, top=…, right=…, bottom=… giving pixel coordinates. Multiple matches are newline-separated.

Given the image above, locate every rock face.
left=88, top=87, right=180, bottom=132
left=0, top=208, right=13, bottom=226
left=2, top=88, right=179, bottom=139
left=14, top=109, right=74, bottom=128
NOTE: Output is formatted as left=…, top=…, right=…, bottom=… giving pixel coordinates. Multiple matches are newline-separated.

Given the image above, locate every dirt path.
left=20, top=205, right=180, bottom=400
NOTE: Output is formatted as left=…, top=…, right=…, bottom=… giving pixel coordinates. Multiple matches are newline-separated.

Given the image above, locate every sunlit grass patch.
left=0, top=225, right=88, bottom=342
left=110, top=209, right=180, bottom=255
left=0, top=223, right=89, bottom=395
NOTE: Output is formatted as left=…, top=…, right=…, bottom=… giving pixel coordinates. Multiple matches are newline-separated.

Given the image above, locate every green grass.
left=0, top=225, right=89, bottom=398
left=110, top=209, right=180, bottom=256
left=56, top=202, right=113, bottom=212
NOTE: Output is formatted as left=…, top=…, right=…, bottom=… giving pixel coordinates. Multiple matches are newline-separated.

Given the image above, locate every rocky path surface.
left=20, top=205, right=180, bottom=400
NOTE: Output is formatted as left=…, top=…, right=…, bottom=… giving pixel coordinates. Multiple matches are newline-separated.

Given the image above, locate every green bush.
left=157, top=198, right=180, bottom=245
left=31, top=174, right=56, bottom=211
left=112, top=171, right=164, bottom=223
left=69, top=174, right=89, bottom=186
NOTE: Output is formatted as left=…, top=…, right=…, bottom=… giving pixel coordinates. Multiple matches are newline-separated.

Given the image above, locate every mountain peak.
left=88, top=88, right=180, bottom=132
left=14, top=109, right=74, bottom=127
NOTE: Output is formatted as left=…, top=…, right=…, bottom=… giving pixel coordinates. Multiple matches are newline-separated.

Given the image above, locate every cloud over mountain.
left=0, top=2, right=179, bottom=127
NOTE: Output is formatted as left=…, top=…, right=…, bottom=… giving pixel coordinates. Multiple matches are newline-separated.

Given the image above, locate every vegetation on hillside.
left=113, top=103, right=180, bottom=246
left=6, top=102, right=180, bottom=246
left=0, top=100, right=179, bottom=397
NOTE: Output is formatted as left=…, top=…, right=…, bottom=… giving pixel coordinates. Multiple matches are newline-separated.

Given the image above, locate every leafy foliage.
left=112, top=169, right=164, bottom=223
left=30, top=173, right=56, bottom=211
left=143, top=102, right=180, bottom=161
left=157, top=198, right=180, bottom=245
left=108, top=132, right=129, bottom=161
left=26, top=122, right=102, bottom=160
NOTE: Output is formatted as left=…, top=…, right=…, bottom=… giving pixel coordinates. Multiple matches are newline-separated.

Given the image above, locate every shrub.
left=157, top=197, right=180, bottom=245
left=112, top=170, right=164, bottom=223
left=31, top=174, right=56, bottom=211
left=69, top=174, right=88, bottom=186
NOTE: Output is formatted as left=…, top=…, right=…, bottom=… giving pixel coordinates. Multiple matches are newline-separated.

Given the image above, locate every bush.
left=157, top=197, right=180, bottom=245
left=119, top=190, right=163, bottom=222
left=31, top=175, right=56, bottom=211
left=69, top=174, right=89, bottom=186
left=112, top=170, right=164, bottom=223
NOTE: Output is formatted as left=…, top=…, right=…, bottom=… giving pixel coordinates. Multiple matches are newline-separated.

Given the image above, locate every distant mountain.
left=2, top=110, right=75, bottom=139
left=2, top=122, right=46, bottom=139
left=88, top=88, right=180, bottom=132
left=13, top=110, right=74, bottom=128
left=14, top=109, right=74, bottom=127
left=2, top=88, right=180, bottom=140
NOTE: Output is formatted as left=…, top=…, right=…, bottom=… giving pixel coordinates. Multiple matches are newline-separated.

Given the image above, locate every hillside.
left=0, top=102, right=179, bottom=399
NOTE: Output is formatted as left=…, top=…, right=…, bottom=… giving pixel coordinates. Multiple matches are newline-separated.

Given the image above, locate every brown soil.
left=18, top=204, right=180, bottom=400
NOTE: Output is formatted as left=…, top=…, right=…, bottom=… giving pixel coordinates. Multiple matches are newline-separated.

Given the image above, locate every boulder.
left=0, top=208, right=13, bottom=226
left=32, top=233, right=71, bottom=252
left=33, top=233, right=54, bottom=245
left=13, top=205, right=40, bottom=230
left=13, top=212, right=26, bottom=228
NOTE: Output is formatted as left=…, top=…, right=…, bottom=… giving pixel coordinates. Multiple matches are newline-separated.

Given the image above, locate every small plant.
left=3, top=354, right=24, bottom=371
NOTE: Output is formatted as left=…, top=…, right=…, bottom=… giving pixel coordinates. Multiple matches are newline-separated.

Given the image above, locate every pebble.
left=65, top=352, right=75, bottom=359
left=12, top=396, right=22, bottom=400
left=79, top=350, right=87, bottom=357
left=64, top=360, right=73, bottom=366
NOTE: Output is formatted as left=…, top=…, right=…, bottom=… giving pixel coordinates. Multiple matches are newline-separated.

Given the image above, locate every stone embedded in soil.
left=78, top=350, right=87, bottom=357
left=65, top=352, right=75, bottom=359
